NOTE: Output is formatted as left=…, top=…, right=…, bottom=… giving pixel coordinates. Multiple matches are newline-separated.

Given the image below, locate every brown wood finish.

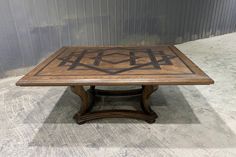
left=72, top=85, right=158, bottom=124
left=16, top=45, right=214, bottom=86
left=16, top=45, right=214, bottom=124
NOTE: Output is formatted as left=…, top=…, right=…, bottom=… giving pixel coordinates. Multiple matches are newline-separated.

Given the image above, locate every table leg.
left=71, top=86, right=95, bottom=124
left=71, top=85, right=158, bottom=125
left=141, top=85, right=158, bottom=123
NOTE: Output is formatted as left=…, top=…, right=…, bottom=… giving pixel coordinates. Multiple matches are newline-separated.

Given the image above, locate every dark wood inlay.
left=93, top=51, right=104, bottom=66
left=129, top=51, right=136, bottom=65
left=16, top=45, right=214, bottom=86
left=56, top=47, right=178, bottom=75
left=147, top=48, right=161, bottom=69
left=68, top=50, right=87, bottom=70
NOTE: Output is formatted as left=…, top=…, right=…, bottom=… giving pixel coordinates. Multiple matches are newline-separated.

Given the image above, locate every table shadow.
left=26, top=86, right=236, bottom=148
left=25, top=86, right=200, bottom=124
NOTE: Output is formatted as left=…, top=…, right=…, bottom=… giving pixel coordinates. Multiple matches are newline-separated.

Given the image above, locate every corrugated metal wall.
left=0, top=0, right=236, bottom=77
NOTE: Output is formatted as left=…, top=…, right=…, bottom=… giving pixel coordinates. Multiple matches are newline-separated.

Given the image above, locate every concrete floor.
left=1, top=33, right=236, bottom=157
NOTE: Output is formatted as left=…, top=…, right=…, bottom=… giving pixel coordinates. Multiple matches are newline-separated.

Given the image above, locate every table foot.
left=74, top=110, right=157, bottom=125
left=71, top=85, right=158, bottom=124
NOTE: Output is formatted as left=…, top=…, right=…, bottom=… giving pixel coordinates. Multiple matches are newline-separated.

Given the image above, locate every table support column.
left=71, top=85, right=158, bottom=125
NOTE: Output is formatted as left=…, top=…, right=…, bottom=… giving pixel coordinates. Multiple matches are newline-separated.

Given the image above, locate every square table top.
left=16, top=45, right=214, bottom=86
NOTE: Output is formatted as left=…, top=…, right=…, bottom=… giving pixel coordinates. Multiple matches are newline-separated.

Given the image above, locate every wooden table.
left=16, top=45, right=214, bottom=124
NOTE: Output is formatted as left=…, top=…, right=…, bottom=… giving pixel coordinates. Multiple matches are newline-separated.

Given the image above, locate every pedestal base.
left=71, top=85, right=158, bottom=125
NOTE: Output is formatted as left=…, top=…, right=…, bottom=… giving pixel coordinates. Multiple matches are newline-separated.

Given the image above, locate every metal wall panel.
left=0, top=0, right=236, bottom=77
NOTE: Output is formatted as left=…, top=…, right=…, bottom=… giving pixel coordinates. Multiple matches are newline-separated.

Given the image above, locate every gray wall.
left=0, top=0, right=236, bottom=77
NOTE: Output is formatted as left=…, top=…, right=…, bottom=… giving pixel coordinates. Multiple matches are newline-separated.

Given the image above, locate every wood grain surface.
left=16, top=45, right=214, bottom=86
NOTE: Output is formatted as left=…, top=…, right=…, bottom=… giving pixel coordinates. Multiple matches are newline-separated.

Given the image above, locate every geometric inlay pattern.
left=58, top=47, right=176, bottom=75
left=16, top=45, right=214, bottom=86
